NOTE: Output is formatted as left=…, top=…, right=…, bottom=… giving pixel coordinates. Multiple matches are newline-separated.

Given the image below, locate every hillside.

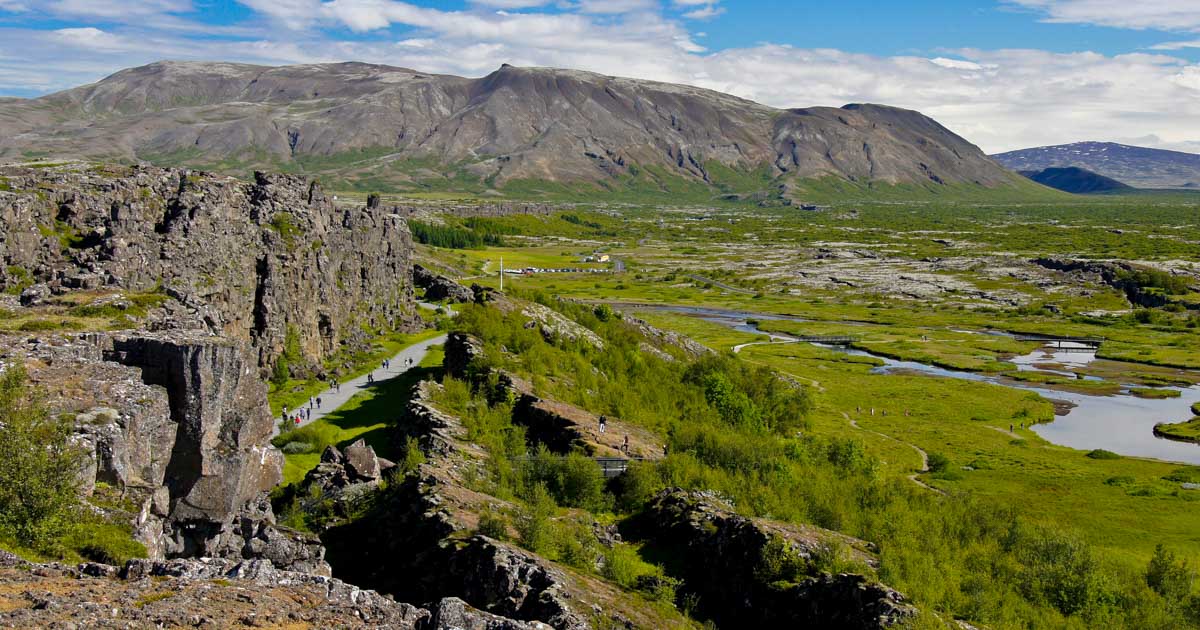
left=1018, top=166, right=1132, bottom=194
left=993, top=142, right=1200, bottom=189
left=0, top=61, right=1033, bottom=199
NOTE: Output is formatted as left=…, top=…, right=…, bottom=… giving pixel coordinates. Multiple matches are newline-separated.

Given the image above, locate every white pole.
left=500, top=257, right=504, bottom=291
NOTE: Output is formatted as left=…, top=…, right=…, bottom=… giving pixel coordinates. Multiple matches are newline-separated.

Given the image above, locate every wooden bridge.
left=513, top=456, right=648, bottom=479
left=1014, top=335, right=1105, bottom=350
left=791, top=335, right=860, bottom=347
left=594, top=457, right=653, bottom=478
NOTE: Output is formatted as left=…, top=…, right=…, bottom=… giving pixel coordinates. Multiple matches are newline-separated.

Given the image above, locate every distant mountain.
left=1018, top=166, right=1132, bottom=194
left=0, top=61, right=1033, bottom=198
left=992, top=142, right=1200, bottom=189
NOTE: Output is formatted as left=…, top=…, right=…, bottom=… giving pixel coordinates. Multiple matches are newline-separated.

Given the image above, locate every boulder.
left=344, top=439, right=381, bottom=481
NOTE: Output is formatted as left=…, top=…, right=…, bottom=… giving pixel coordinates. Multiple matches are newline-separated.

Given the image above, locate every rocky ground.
left=0, top=551, right=546, bottom=629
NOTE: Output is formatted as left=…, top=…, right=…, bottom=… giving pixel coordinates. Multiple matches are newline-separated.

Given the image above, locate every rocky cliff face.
left=0, top=163, right=424, bottom=574
left=14, top=331, right=325, bottom=574
left=0, top=163, right=420, bottom=373
left=0, top=61, right=1026, bottom=194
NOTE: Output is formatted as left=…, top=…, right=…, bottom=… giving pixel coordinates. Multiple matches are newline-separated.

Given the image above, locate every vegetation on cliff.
left=0, top=366, right=145, bottom=564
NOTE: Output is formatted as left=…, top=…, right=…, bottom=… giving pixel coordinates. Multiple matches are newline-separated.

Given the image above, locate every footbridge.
left=1014, top=335, right=1105, bottom=350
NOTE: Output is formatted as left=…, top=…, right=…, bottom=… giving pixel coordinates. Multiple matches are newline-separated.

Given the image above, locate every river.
left=626, top=304, right=1200, bottom=465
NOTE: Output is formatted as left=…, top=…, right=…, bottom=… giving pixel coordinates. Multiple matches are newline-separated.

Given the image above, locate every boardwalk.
left=1014, top=335, right=1104, bottom=349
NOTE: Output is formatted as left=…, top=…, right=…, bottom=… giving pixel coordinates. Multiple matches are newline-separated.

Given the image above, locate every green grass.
left=1129, top=387, right=1183, bottom=399
left=1154, top=418, right=1200, bottom=444
left=274, top=345, right=444, bottom=485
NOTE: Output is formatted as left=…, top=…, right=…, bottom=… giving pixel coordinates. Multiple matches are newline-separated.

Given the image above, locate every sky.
left=1, top=0, right=1199, bottom=153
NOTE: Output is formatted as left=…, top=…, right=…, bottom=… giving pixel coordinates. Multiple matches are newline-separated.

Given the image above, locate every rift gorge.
left=0, top=61, right=1198, bottom=630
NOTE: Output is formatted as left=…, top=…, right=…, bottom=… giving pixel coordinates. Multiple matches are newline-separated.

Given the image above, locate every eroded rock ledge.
left=0, top=551, right=543, bottom=629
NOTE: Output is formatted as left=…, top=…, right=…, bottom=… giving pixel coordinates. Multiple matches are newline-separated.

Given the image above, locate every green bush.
left=1146, top=544, right=1194, bottom=602
left=926, top=452, right=951, bottom=473
left=68, top=523, right=148, bottom=565
left=1086, top=449, right=1121, bottom=460
left=399, top=436, right=426, bottom=475
left=476, top=510, right=509, bottom=540
left=515, top=483, right=556, bottom=554
left=602, top=543, right=648, bottom=588
left=0, top=366, right=84, bottom=550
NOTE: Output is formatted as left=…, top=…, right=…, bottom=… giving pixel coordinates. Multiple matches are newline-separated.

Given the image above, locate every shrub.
left=0, top=365, right=84, bottom=550
left=515, top=483, right=556, bottom=554
left=398, top=436, right=426, bottom=475
left=1146, top=544, right=1193, bottom=602
left=602, top=543, right=648, bottom=588
left=280, top=441, right=314, bottom=455
left=1086, top=449, right=1121, bottom=460
left=476, top=510, right=509, bottom=540
left=926, top=452, right=951, bottom=473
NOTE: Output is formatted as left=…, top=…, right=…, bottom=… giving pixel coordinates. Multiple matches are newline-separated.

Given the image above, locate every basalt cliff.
left=0, top=163, right=421, bottom=574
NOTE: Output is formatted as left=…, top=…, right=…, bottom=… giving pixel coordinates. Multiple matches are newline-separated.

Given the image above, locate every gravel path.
left=275, top=333, right=447, bottom=437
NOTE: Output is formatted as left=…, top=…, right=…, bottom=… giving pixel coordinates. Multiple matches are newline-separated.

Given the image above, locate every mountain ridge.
left=992, top=141, right=1200, bottom=189
left=0, top=60, right=1034, bottom=198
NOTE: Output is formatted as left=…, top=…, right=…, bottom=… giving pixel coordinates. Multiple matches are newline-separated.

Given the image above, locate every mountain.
left=1018, top=166, right=1132, bottom=194
left=992, top=142, right=1200, bottom=189
left=0, top=61, right=1032, bottom=198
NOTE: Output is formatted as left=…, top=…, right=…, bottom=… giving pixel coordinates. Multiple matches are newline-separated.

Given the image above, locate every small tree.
left=0, top=365, right=83, bottom=550
left=1147, top=544, right=1194, bottom=603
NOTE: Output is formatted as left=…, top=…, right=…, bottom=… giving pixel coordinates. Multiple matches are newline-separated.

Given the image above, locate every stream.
left=628, top=304, right=1200, bottom=465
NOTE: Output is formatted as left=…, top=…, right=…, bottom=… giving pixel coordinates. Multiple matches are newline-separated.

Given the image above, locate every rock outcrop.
left=0, top=551, right=544, bottom=629
left=634, top=489, right=918, bottom=629
left=0, top=163, right=421, bottom=374
left=414, top=263, right=476, bottom=303
left=1032, top=257, right=1196, bottom=309
left=11, top=330, right=329, bottom=574
left=322, top=381, right=681, bottom=629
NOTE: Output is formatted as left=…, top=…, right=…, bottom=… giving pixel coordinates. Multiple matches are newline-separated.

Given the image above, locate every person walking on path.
left=623, top=434, right=630, bottom=454
left=599, top=415, right=607, bottom=434
left=316, top=396, right=322, bottom=409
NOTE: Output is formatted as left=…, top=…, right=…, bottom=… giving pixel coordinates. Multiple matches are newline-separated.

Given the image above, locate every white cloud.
left=49, top=26, right=137, bottom=52
left=1006, top=0, right=1200, bottom=31
left=1151, top=39, right=1200, bottom=50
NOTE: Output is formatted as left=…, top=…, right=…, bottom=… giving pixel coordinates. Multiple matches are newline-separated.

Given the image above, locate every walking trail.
left=274, top=333, right=448, bottom=436
left=841, top=411, right=945, bottom=495
left=275, top=330, right=449, bottom=438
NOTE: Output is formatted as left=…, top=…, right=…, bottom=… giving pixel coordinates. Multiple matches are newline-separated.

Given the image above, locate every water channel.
left=626, top=304, right=1200, bottom=465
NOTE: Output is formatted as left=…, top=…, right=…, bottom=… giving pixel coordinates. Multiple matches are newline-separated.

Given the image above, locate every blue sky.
left=1, top=0, right=1199, bottom=152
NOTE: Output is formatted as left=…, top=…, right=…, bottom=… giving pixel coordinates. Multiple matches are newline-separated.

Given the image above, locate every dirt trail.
left=841, top=412, right=945, bottom=495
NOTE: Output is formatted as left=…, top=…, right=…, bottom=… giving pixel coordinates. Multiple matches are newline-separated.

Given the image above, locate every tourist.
left=623, top=434, right=630, bottom=454
left=599, top=415, right=607, bottom=434
left=316, top=396, right=322, bottom=408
